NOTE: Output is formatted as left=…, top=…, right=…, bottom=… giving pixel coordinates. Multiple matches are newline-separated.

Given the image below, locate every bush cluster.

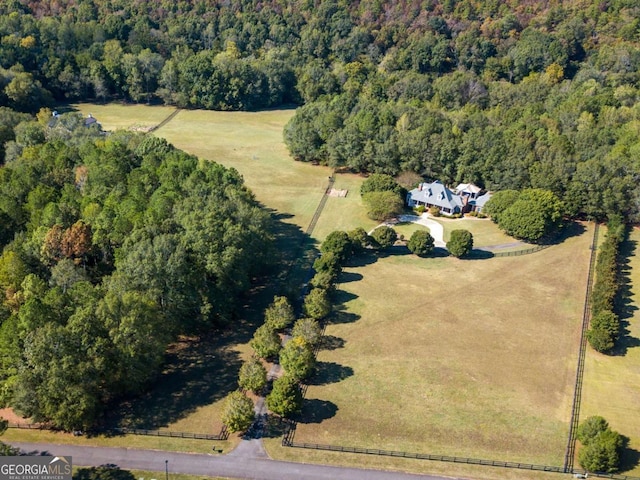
left=577, top=416, right=624, bottom=473
left=587, top=215, right=626, bottom=353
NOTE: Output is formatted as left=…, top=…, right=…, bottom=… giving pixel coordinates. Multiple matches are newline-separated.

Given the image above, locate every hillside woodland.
left=1, top=1, right=640, bottom=219
left=0, top=0, right=640, bottom=428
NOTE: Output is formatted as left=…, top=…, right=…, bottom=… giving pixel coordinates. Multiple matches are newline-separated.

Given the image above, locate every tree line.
left=0, top=117, right=273, bottom=430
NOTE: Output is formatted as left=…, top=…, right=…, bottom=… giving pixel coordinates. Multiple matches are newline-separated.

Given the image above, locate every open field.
left=68, top=103, right=177, bottom=131
left=281, top=223, right=594, bottom=466
left=580, top=226, right=640, bottom=475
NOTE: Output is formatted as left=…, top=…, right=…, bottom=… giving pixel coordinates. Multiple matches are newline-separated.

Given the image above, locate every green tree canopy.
left=447, top=229, right=474, bottom=258
left=250, top=324, right=282, bottom=360
left=363, top=191, right=404, bottom=221
left=264, top=296, right=295, bottom=331
left=320, top=231, right=353, bottom=262
left=292, top=317, right=322, bottom=347
left=407, top=229, right=435, bottom=256
left=360, top=173, right=403, bottom=196
left=279, top=336, right=315, bottom=381
left=221, top=390, right=255, bottom=433
left=370, top=226, right=397, bottom=250
left=266, top=374, right=303, bottom=418
left=303, top=287, right=331, bottom=320
left=238, top=357, right=267, bottom=394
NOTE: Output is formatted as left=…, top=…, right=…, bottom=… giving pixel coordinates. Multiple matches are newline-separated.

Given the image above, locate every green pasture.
left=580, top=227, right=640, bottom=475
left=279, top=223, right=594, bottom=466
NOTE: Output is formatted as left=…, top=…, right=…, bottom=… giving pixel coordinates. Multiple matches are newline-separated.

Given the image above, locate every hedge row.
left=587, top=215, right=626, bottom=354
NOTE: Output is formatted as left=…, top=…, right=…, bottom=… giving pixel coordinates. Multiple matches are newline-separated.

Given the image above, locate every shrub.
left=447, top=229, right=474, bottom=258
left=264, top=296, right=295, bottom=331
left=407, top=230, right=434, bottom=256
left=370, top=226, right=397, bottom=249
left=266, top=375, right=303, bottom=418
left=429, top=206, right=441, bottom=217
left=238, top=357, right=267, bottom=394
left=414, top=205, right=426, bottom=215
left=250, top=324, right=281, bottom=360
left=221, top=390, right=255, bottom=433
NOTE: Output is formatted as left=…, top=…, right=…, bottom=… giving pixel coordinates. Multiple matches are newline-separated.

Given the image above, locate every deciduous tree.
left=221, top=390, right=255, bottom=433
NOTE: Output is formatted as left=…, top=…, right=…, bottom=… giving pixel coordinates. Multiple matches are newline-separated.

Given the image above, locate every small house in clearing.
left=407, top=181, right=491, bottom=215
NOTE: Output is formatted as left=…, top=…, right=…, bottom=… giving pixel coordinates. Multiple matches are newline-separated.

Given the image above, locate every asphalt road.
left=10, top=442, right=461, bottom=480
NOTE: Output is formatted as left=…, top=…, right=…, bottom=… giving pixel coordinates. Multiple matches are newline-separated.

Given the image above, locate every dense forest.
left=1, top=0, right=640, bottom=219
left=1, top=0, right=640, bottom=428
left=0, top=119, right=272, bottom=429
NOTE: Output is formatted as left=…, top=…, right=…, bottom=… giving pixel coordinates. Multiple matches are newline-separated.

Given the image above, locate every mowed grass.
left=3, top=428, right=226, bottom=455
left=434, top=216, right=524, bottom=247
left=580, top=226, right=640, bottom=475
left=71, top=102, right=177, bottom=131
left=287, top=223, right=594, bottom=466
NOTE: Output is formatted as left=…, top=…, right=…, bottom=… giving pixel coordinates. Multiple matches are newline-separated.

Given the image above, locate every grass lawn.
left=580, top=226, right=640, bottom=475
left=3, top=428, right=226, bottom=455
left=311, top=173, right=378, bottom=241
left=277, top=223, right=594, bottom=466
left=433, top=217, right=524, bottom=247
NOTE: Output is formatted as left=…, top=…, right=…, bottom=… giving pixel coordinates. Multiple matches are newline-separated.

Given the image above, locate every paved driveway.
left=398, top=214, right=446, bottom=248
left=10, top=442, right=463, bottom=480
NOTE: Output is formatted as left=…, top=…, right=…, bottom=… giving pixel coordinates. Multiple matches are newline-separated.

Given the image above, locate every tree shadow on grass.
left=551, top=220, right=587, bottom=244
left=466, top=249, right=495, bottom=260
left=338, top=271, right=363, bottom=283
left=320, top=335, right=346, bottom=351
left=344, top=251, right=378, bottom=268
left=307, top=362, right=354, bottom=386
left=612, top=238, right=640, bottom=356
left=106, top=334, right=243, bottom=431
left=104, top=210, right=315, bottom=432
left=620, top=444, right=640, bottom=473
left=296, top=399, right=338, bottom=424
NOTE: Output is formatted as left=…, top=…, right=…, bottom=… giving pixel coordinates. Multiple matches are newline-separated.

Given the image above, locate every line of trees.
left=587, top=215, right=626, bottom=354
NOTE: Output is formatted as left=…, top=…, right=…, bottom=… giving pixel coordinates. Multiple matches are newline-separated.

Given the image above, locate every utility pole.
left=165, top=460, right=168, bottom=480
